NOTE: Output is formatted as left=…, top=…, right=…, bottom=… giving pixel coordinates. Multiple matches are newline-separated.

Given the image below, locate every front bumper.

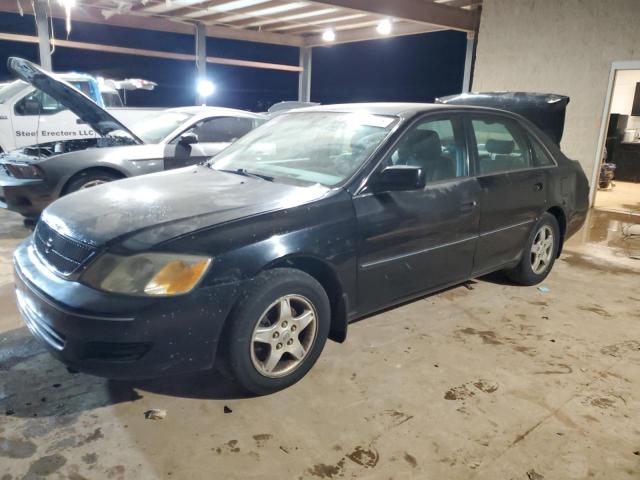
left=0, top=172, right=52, bottom=217
left=13, top=239, right=240, bottom=379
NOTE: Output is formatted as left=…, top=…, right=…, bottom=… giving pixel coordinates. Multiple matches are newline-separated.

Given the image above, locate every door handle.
left=534, top=182, right=544, bottom=192
left=460, top=200, right=477, bottom=212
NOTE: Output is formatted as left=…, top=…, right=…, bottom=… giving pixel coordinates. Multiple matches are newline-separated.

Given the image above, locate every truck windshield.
left=131, top=111, right=195, bottom=144
left=212, top=111, right=397, bottom=187
left=0, top=81, right=27, bottom=103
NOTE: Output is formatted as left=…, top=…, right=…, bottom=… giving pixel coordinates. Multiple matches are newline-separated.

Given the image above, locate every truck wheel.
left=64, top=171, right=122, bottom=194
left=226, top=268, right=331, bottom=395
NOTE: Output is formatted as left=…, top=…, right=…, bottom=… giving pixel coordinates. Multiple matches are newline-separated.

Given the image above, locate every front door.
left=354, top=115, right=481, bottom=314
left=467, top=114, right=548, bottom=275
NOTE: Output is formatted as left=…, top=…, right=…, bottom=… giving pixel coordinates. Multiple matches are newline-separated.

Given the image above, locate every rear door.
left=354, top=114, right=481, bottom=314
left=164, top=116, right=256, bottom=169
left=467, top=114, right=547, bottom=275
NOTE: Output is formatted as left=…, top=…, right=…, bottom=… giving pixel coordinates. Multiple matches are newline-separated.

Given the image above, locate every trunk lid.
left=436, top=92, right=570, bottom=144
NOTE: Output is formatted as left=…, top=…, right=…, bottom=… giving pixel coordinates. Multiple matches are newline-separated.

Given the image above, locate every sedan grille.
left=33, top=221, right=97, bottom=275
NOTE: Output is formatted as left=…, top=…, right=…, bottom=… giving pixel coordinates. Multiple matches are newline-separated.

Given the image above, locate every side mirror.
left=369, top=165, right=426, bottom=192
left=20, top=99, right=41, bottom=116
left=179, top=132, right=199, bottom=146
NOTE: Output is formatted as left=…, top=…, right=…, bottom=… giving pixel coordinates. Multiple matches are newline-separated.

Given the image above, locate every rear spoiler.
left=436, top=92, right=570, bottom=145
left=267, top=101, right=320, bottom=114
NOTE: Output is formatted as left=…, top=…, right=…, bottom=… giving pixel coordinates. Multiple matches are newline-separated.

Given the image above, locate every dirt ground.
left=0, top=207, right=639, bottom=480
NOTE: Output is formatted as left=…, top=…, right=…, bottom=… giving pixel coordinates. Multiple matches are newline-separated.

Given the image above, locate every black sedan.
left=13, top=101, right=589, bottom=394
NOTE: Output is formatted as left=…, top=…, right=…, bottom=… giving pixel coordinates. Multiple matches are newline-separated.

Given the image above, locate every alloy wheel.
left=250, top=294, right=318, bottom=378
left=80, top=179, right=107, bottom=189
left=530, top=225, right=554, bottom=275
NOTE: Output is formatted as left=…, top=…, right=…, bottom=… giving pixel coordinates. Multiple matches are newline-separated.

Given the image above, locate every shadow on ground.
left=0, top=327, right=253, bottom=420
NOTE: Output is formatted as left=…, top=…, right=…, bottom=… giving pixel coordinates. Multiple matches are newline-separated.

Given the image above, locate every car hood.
left=7, top=57, right=143, bottom=144
left=0, top=138, right=146, bottom=164
left=41, top=165, right=331, bottom=249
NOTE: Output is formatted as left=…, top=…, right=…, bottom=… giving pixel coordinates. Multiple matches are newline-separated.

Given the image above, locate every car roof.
left=288, top=102, right=516, bottom=119
left=167, top=106, right=264, bottom=120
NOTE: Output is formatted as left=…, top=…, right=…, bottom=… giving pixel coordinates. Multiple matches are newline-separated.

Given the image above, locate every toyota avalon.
left=14, top=97, right=589, bottom=394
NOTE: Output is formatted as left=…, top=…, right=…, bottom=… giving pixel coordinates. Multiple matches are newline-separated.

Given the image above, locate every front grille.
left=0, top=163, right=10, bottom=177
left=34, top=221, right=97, bottom=275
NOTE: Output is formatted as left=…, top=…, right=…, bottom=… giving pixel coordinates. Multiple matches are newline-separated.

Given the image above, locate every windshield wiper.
left=216, top=168, right=274, bottom=182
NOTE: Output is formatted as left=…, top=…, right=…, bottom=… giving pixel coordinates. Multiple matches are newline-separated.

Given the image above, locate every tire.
left=225, top=268, right=330, bottom=395
left=22, top=217, right=38, bottom=230
left=505, top=212, right=560, bottom=286
left=64, top=170, right=121, bottom=194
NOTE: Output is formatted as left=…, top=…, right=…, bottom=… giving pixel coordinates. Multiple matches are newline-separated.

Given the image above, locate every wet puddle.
left=566, top=208, right=640, bottom=260
left=0, top=209, right=30, bottom=242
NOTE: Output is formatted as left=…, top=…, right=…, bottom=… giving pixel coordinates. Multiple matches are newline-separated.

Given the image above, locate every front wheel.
left=64, top=170, right=121, bottom=194
left=505, top=213, right=560, bottom=286
left=225, top=268, right=330, bottom=395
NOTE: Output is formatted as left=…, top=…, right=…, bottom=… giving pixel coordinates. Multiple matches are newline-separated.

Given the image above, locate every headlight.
left=81, top=253, right=212, bottom=296
left=5, top=163, right=44, bottom=179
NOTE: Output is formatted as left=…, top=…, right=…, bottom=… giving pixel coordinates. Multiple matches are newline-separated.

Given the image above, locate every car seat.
left=397, top=130, right=456, bottom=182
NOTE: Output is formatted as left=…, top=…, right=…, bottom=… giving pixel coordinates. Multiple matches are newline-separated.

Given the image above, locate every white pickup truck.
left=0, top=73, right=161, bottom=152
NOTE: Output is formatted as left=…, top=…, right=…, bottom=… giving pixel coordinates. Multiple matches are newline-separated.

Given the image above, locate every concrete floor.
left=0, top=208, right=639, bottom=480
left=594, top=181, right=640, bottom=215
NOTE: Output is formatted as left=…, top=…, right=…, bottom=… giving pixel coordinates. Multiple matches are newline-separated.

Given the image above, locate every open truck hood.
left=436, top=92, right=570, bottom=145
left=7, top=57, right=143, bottom=144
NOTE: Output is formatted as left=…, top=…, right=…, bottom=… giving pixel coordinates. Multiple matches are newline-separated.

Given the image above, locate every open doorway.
left=593, top=62, right=640, bottom=215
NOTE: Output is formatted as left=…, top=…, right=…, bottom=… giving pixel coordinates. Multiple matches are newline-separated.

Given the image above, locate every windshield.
left=212, top=111, right=396, bottom=186
left=131, top=111, right=195, bottom=144
left=0, top=80, right=27, bottom=103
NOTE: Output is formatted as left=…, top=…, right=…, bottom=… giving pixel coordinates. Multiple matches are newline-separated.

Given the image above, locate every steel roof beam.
left=303, top=21, right=444, bottom=46
left=0, top=0, right=304, bottom=46
left=308, top=0, right=475, bottom=31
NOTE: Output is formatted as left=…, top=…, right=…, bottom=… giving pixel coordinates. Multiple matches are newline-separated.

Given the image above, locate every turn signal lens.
left=144, top=259, right=211, bottom=295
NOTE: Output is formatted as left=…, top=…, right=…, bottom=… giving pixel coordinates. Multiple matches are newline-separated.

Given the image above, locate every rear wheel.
left=505, top=212, right=560, bottom=286
left=226, top=268, right=330, bottom=395
left=64, top=170, right=122, bottom=194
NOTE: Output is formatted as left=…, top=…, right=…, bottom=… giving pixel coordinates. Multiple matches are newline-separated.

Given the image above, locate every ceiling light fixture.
left=322, top=29, right=336, bottom=42
left=377, top=19, right=392, bottom=35
left=197, top=79, right=216, bottom=100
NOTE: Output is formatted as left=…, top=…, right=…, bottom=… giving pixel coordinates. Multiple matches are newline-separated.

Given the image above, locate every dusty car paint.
left=13, top=102, right=590, bottom=380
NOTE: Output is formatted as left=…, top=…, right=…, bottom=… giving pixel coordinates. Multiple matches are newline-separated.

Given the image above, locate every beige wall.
left=472, top=0, right=640, bottom=186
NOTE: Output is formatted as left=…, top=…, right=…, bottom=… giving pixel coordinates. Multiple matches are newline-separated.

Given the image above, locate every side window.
left=189, top=117, right=254, bottom=143
left=530, top=137, right=556, bottom=167
left=388, top=117, right=467, bottom=182
left=15, top=91, right=65, bottom=116
left=471, top=117, right=532, bottom=174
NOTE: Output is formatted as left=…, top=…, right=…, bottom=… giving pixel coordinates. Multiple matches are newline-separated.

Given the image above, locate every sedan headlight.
left=81, top=253, right=212, bottom=296
left=5, top=163, right=44, bottom=179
